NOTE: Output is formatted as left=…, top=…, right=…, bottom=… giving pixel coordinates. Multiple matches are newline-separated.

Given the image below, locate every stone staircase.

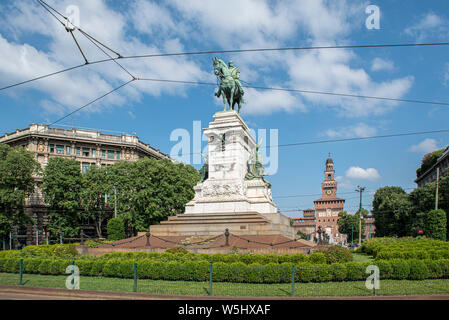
left=150, top=211, right=297, bottom=238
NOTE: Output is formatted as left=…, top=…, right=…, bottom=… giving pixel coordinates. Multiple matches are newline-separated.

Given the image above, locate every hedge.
left=2, top=257, right=449, bottom=284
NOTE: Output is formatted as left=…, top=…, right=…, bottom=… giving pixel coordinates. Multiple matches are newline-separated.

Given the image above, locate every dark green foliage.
left=107, top=218, right=125, bottom=241
left=319, top=245, right=353, bottom=264
left=416, top=149, right=445, bottom=178
left=408, top=260, right=429, bottom=280
left=424, top=209, right=447, bottom=241
left=337, top=210, right=367, bottom=240
left=389, top=259, right=410, bottom=280
left=331, top=263, right=347, bottom=281
left=2, top=256, right=449, bottom=283
left=0, top=145, right=40, bottom=237
left=42, top=157, right=83, bottom=237
left=308, top=252, right=326, bottom=264
left=372, top=186, right=413, bottom=237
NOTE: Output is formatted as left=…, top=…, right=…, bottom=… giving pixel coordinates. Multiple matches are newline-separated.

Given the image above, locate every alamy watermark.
left=365, top=264, right=380, bottom=290
left=65, top=264, right=80, bottom=290
left=169, top=121, right=279, bottom=175
left=365, top=5, right=380, bottom=30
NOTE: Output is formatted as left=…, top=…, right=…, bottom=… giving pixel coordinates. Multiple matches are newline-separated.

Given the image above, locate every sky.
left=0, top=0, right=449, bottom=218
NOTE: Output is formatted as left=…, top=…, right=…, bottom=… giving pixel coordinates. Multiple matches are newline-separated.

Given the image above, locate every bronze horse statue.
left=213, top=57, right=244, bottom=113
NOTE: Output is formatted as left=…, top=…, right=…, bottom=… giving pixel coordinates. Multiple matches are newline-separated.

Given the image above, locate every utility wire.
left=123, top=42, right=449, bottom=59
left=43, top=79, right=134, bottom=128
left=138, top=78, right=449, bottom=107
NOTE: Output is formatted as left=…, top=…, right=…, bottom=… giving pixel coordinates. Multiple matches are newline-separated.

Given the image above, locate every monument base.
left=149, top=110, right=298, bottom=240
left=149, top=210, right=297, bottom=238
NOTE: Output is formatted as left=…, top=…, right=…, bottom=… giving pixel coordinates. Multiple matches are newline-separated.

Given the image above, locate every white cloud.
left=371, top=57, right=395, bottom=72
left=404, top=12, right=448, bottom=41
left=241, top=87, right=305, bottom=115
left=409, top=138, right=438, bottom=153
left=325, top=123, right=377, bottom=138
left=0, top=0, right=414, bottom=118
left=345, top=167, right=380, bottom=180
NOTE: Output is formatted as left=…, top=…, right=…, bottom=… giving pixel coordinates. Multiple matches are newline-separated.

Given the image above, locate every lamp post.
left=356, top=186, right=365, bottom=247
left=113, top=184, right=118, bottom=218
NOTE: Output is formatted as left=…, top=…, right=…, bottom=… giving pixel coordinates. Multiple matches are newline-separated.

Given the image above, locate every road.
left=1, top=285, right=449, bottom=300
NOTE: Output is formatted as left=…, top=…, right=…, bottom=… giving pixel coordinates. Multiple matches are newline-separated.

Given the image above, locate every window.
left=82, top=148, right=90, bottom=157
left=101, top=150, right=106, bottom=158
left=56, top=145, right=64, bottom=154
left=66, top=146, right=71, bottom=155
left=76, top=147, right=81, bottom=156
left=92, top=149, right=96, bottom=158
left=107, top=150, right=115, bottom=159
left=49, top=144, right=55, bottom=153
left=116, top=151, right=120, bottom=160
left=82, top=163, right=90, bottom=174
left=328, top=174, right=331, bottom=180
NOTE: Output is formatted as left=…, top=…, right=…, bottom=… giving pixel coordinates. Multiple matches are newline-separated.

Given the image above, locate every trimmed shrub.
left=375, top=260, right=393, bottom=280
left=345, top=262, right=368, bottom=281
left=309, top=252, right=326, bottom=264
left=320, top=246, right=353, bottom=264
left=408, top=260, right=429, bottom=280
left=331, top=263, right=347, bottom=281
left=313, top=264, right=333, bottom=282
left=389, top=259, right=410, bottom=280
left=425, top=260, right=444, bottom=278
left=295, top=264, right=315, bottom=283
left=107, top=218, right=125, bottom=241
left=424, top=209, right=447, bottom=241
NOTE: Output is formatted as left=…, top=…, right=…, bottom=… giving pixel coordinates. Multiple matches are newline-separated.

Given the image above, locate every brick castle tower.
left=313, top=155, right=346, bottom=244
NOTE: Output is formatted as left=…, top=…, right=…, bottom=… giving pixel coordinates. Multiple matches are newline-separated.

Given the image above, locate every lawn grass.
left=351, top=252, right=374, bottom=263
left=1, top=273, right=448, bottom=297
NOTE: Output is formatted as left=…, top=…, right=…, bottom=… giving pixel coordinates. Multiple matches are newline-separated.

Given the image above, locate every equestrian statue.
left=213, top=57, right=245, bottom=113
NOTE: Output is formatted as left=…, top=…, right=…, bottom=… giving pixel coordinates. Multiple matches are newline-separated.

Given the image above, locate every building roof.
left=415, top=146, right=449, bottom=183
left=314, top=197, right=345, bottom=202
left=0, top=123, right=168, bottom=159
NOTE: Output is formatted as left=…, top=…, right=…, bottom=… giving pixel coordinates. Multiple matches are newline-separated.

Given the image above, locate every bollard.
left=291, top=264, right=295, bottom=297
left=133, top=263, right=137, bottom=293
left=209, top=263, right=213, bottom=296
left=19, top=259, right=23, bottom=285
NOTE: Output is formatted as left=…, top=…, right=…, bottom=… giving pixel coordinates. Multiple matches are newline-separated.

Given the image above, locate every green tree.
left=81, top=165, right=111, bottom=238
left=409, top=174, right=449, bottom=239
left=0, top=144, right=40, bottom=237
left=106, top=158, right=201, bottom=237
left=372, top=186, right=413, bottom=237
left=42, top=157, right=82, bottom=237
left=337, top=210, right=367, bottom=242
left=424, top=209, right=447, bottom=240
left=296, top=230, right=307, bottom=240
left=107, top=217, right=125, bottom=241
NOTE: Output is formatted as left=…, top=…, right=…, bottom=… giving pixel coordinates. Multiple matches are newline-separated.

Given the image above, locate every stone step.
left=160, top=218, right=268, bottom=225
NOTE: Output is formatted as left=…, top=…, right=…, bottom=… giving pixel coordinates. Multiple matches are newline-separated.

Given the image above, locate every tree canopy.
left=0, top=144, right=39, bottom=237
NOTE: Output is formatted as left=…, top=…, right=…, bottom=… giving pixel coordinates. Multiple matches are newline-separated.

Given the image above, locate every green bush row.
left=100, top=252, right=332, bottom=265
left=1, top=257, right=449, bottom=283
left=360, top=237, right=449, bottom=257
left=0, top=245, right=79, bottom=259
left=376, top=249, right=449, bottom=261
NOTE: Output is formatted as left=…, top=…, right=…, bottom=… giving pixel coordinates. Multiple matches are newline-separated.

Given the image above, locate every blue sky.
left=1, top=0, right=449, bottom=217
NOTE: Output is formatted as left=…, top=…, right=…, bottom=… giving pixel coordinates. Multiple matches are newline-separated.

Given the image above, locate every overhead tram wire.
left=4, top=40, right=449, bottom=92
left=43, top=79, right=135, bottom=129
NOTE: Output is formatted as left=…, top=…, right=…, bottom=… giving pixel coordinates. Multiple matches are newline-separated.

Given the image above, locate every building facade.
left=415, top=146, right=449, bottom=188
left=292, top=156, right=346, bottom=245
left=313, top=157, right=346, bottom=244
left=0, top=123, right=167, bottom=248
